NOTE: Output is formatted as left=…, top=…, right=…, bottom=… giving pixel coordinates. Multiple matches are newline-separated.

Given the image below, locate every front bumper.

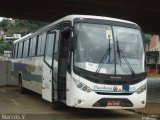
left=67, top=82, right=146, bottom=109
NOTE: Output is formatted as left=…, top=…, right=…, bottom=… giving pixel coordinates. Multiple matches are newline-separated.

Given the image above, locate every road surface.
left=0, top=87, right=142, bottom=120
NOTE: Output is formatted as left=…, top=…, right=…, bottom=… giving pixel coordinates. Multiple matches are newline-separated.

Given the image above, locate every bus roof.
left=37, top=15, right=137, bottom=33
left=63, top=15, right=136, bottom=24
left=14, top=15, right=137, bottom=44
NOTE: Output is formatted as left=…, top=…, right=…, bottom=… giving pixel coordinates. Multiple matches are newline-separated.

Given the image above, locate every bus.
left=11, top=15, right=147, bottom=109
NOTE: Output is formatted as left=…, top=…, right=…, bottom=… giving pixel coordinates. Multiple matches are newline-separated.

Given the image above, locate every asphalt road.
left=0, top=87, right=142, bottom=120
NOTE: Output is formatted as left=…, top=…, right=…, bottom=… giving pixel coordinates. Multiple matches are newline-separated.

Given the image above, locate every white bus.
left=11, top=15, right=147, bottom=109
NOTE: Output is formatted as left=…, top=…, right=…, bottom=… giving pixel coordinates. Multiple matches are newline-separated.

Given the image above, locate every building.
left=145, top=35, right=160, bottom=51
left=4, top=50, right=12, bottom=58
left=145, top=35, right=160, bottom=75
left=3, top=34, right=21, bottom=42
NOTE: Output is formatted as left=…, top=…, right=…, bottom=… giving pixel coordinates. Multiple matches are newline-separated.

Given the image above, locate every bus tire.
left=18, top=74, right=26, bottom=94
left=51, top=101, right=66, bottom=110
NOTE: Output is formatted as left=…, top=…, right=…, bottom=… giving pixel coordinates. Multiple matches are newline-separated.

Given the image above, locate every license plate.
left=107, top=101, right=120, bottom=106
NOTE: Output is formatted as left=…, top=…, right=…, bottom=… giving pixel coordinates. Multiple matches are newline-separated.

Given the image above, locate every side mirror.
left=69, top=37, right=75, bottom=51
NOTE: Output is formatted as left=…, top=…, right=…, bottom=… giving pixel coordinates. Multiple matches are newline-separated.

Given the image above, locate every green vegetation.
left=0, top=40, right=12, bottom=54
left=0, top=18, right=48, bottom=36
left=0, top=18, right=48, bottom=54
left=144, top=34, right=152, bottom=44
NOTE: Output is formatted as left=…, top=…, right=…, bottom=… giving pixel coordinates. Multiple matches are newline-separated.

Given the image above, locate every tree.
left=0, top=18, right=48, bottom=36
left=0, top=41, right=13, bottom=54
left=0, top=19, right=11, bottom=32
left=144, top=34, right=152, bottom=44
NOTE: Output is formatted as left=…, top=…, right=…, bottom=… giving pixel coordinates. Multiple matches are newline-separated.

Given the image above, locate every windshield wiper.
left=116, top=37, right=121, bottom=66
left=96, top=39, right=111, bottom=73
left=116, top=37, right=135, bottom=77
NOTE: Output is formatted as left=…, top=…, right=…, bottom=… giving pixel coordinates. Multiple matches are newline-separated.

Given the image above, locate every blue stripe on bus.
left=22, top=73, right=42, bottom=83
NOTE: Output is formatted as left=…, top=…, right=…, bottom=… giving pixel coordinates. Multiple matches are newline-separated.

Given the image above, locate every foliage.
left=0, top=40, right=13, bottom=54
left=0, top=18, right=48, bottom=54
left=0, top=19, right=48, bottom=36
left=144, top=34, right=152, bottom=43
left=0, top=19, right=11, bottom=32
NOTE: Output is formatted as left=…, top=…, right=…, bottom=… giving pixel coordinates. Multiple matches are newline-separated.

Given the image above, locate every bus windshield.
left=74, top=23, right=145, bottom=75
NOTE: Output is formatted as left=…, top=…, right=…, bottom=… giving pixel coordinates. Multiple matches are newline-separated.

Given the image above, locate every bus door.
left=42, top=30, right=58, bottom=102
left=57, top=26, right=70, bottom=100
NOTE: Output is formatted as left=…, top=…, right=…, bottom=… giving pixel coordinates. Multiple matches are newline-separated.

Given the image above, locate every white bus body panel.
left=12, top=57, right=43, bottom=94
left=22, top=80, right=42, bottom=94
left=42, top=62, right=52, bottom=102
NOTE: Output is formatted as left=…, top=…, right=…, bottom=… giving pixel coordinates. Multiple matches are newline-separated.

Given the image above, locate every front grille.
left=93, top=98, right=133, bottom=107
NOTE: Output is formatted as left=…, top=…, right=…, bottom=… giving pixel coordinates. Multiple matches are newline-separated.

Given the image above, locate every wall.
left=0, top=61, right=18, bottom=86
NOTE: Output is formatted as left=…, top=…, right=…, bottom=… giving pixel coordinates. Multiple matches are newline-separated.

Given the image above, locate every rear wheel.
left=18, top=74, right=26, bottom=94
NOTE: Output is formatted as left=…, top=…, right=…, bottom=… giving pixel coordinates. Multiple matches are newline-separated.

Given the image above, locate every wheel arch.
left=18, top=71, right=24, bottom=80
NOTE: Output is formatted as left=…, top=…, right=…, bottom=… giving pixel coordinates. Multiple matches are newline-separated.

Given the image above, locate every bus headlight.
left=77, top=83, right=83, bottom=88
left=73, top=79, right=92, bottom=93
left=136, top=84, right=147, bottom=94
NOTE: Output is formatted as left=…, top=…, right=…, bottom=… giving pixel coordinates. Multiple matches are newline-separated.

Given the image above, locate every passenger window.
left=12, top=45, right=15, bottom=58
left=23, top=40, right=29, bottom=57
left=29, top=38, right=33, bottom=56
left=22, top=41, right=24, bottom=57
left=29, top=37, right=37, bottom=56
left=15, top=44, right=18, bottom=58
left=41, top=33, right=46, bottom=55
left=32, top=37, right=37, bottom=56
left=18, top=42, right=23, bottom=58
left=37, top=35, right=42, bottom=55
left=44, top=32, right=56, bottom=66
left=54, top=30, right=60, bottom=53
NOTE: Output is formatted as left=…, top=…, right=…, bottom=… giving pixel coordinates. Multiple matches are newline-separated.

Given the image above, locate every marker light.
left=73, top=78, right=92, bottom=93
left=136, top=84, right=147, bottom=94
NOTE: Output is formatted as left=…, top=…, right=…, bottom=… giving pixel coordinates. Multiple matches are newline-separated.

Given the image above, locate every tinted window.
left=12, top=45, right=15, bottom=58
left=54, top=30, right=59, bottom=53
left=29, top=37, right=37, bottom=56
left=37, top=34, right=42, bottom=55
left=32, top=37, right=37, bottom=56
left=41, top=33, right=46, bottom=55
left=23, top=40, right=29, bottom=57
left=15, top=44, right=18, bottom=58
left=18, top=42, right=23, bottom=58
